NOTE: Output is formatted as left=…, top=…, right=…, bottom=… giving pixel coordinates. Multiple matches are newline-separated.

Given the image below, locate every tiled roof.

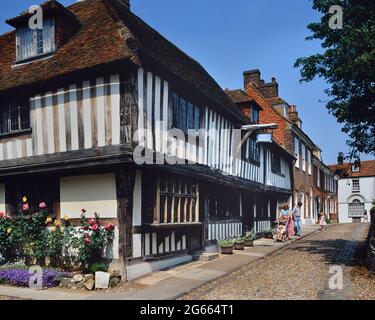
left=328, top=160, right=375, bottom=178
left=0, top=0, right=132, bottom=94
left=268, top=96, right=288, bottom=106
left=225, top=89, right=253, bottom=104
left=0, top=0, right=245, bottom=122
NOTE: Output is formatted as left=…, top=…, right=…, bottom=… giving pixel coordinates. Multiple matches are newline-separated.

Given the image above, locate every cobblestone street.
left=181, top=223, right=375, bottom=300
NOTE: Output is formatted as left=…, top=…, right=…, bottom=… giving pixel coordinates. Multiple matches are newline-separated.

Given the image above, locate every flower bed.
left=0, top=197, right=115, bottom=275
left=0, top=269, right=70, bottom=288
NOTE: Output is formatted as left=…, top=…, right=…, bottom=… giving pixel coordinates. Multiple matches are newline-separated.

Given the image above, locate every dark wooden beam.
left=116, top=167, right=136, bottom=281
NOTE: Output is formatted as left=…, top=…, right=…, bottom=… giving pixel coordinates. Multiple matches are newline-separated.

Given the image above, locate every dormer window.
left=16, top=18, right=55, bottom=63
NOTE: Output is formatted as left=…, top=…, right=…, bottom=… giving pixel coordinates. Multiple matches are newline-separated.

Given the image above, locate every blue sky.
left=1, top=0, right=373, bottom=164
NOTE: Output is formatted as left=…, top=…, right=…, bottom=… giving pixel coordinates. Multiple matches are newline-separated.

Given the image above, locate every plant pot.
left=220, top=245, right=234, bottom=254
left=244, top=240, right=254, bottom=247
left=264, top=233, right=274, bottom=239
left=234, top=241, right=245, bottom=250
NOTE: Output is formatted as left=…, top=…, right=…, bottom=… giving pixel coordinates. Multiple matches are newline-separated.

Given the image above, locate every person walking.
left=277, top=204, right=290, bottom=242
left=319, top=212, right=327, bottom=231
left=363, top=210, right=369, bottom=223
left=292, top=202, right=303, bottom=236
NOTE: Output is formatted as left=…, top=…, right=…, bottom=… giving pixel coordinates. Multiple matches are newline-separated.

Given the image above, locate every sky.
left=1, top=0, right=373, bottom=164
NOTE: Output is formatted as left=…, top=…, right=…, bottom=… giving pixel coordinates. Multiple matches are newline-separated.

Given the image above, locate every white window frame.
left=352, top=179, right=360, bottom=193
left=294, top=137, right=299, bottom=168
left=301, top=144, right=306, bottom=172
left=317, top=168, right=320, bottom=188
left=348, top=199, right=364, bottom=218
left=307, top=150, right=312, bottom=175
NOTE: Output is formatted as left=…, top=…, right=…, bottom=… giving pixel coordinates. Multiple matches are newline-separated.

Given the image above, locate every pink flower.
left=84, top=236, right=91, bottom=244
left=89, top=218, right=96, bottom=226
left=104, top=223, right=115, bottom=231
left=22, top=203, right=29, bottom=212
left=39, top=202, right=47, bottom=209
left=90, top=224, right=99, bottom=232
left=0, top=212, right=5, bottom=218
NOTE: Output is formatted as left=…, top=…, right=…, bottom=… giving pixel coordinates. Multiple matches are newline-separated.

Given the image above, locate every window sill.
left=271, top=170, right=285, bottom=178
left=0, top=128, right=32, bottom=139
left=13, top=52, right=54, bottom=67
left=145, top=222, right=202, bottom=228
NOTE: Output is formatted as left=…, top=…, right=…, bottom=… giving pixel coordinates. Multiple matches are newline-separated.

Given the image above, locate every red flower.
left=81, top=208, right=87, bottom=213
left=22, top=203, right=29, bottom=212
left=104, top=223, right=115, bottom=231
left=0, top=212, right=5, bottom=218
left=89, top=218, right=96, bottom=226
left=84, top=237, right=91, bottom=244
left=90, top=224, right=99, bottom=232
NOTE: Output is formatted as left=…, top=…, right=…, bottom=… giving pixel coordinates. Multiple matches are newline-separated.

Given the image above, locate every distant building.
left=312, top=149, right=338, bottom=223
left=229, top=69, right=336, bottom=224
left=329, top=160, right=375, bottom=223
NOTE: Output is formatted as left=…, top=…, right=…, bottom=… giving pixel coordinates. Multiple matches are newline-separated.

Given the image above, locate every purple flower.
left=0, top=269, right=71, bottom=288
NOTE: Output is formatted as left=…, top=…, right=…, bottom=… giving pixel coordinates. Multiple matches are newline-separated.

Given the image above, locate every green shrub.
left=89, top=263, right=108, bottom=274
left=244, top=229, right=256, bottom=241
left=218, top=238, right=235, bottom=246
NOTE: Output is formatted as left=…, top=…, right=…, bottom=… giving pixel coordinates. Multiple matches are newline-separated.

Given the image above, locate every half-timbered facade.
left=0, top=0, right=293, bottom=280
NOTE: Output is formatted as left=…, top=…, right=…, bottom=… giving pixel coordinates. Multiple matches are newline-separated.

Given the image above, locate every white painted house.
left=329, top=160, right=375, bottom=223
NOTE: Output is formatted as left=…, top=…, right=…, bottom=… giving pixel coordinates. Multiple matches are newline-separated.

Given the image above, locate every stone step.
left=197, top=253, right=220, bottom=262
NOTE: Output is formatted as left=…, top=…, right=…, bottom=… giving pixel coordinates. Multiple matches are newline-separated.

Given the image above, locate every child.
left=319, top=212, right=327, bottom=231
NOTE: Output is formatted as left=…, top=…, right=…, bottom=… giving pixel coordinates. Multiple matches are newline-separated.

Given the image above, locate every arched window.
left=348, top=199, right=365, bottom=218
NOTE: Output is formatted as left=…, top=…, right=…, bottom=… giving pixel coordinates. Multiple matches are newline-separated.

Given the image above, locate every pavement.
left=0, top=224, right=321, bottom=300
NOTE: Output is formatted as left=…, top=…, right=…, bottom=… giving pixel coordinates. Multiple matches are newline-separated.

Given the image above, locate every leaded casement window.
left=16, top=18, right=55, bottom=62
left=348, top=199, right=364, bottom=217
left=143, top=174, right=200, bottom=225
left=241, top=136, right=260, bottom=164
left=208, top=189, right=240, bottom=219
left=0, top=102, right=30, bottom=135
left=271, top=151, right=282, bottom=175
left=352, top=179, right=360, bottom=193
left=251, top=108, right=259, bottom=124
left=172, top=93, right=201, bottom=134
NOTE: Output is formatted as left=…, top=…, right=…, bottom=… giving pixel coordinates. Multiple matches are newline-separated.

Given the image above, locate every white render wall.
left=60, top=173, right=119, bottom=259
left=337, top=176, right=375, bottom=223
left=0, top=184, right=5, bottom=213
left=60, top=173, right=118, bottom=219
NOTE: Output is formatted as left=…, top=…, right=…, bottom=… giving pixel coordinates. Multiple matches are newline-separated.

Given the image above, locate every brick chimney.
left=288, top=105, right=299, bottom=124
left=259, top=77, right=279, bottom=98
left=243, top=69, right=261, bottom=88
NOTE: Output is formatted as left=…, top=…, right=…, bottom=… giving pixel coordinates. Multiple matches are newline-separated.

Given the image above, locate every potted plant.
left=263, top=227, right=274, bottom=239
left=244, top=230, right=256, bottom=247
left=234, top=237, right=245, bottom=250
left=218, top=238, right=235, bottom=254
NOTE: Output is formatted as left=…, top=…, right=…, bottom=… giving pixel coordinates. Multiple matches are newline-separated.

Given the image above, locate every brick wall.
left=245, top=84, right=290, bottom=150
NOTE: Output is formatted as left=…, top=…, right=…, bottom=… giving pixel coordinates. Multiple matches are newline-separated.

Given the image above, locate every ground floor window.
left=5, top=176, right=59, bottom=216
left=208, top=188, right=240, bottom=219
left=143, top=173, right=200, bottom=224
left=348, top=199, right=364, bottom=218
